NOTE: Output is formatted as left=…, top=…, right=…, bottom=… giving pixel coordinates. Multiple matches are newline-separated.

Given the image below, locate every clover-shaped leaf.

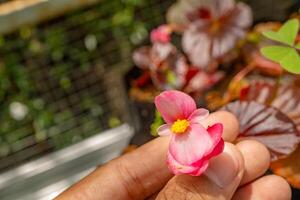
left=263, top=19, right=299, bottom=46
left=261, top=19, right=300, bottom=74
left=261, top=46, right=300, bottom=74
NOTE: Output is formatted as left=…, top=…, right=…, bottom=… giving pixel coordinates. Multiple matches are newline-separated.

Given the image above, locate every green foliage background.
left=0, top=0, right=172, bottom=171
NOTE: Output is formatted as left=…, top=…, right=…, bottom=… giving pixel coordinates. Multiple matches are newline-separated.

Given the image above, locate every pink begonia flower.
left=167, top=0, right=252, bottom=68
left=151, top=25, right=172, bottom=44
left=154, top=90, right=224, bottom=176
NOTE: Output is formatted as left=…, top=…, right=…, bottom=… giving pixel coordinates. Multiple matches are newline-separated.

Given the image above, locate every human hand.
left=56, top=111, right=291, bottom=200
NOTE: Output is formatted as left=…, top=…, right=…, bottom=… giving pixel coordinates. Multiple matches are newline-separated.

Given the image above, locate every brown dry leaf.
left=271, top=145, right=300, bottom=188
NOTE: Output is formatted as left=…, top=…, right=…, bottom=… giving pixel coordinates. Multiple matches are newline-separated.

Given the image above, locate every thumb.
left=155, top=143, right=244, bottom=200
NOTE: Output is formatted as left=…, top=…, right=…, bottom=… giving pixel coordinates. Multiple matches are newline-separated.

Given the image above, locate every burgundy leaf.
left=240, top=79, right=275, bottom=103
left=222, top=100, right=300, bottom=161
left=241, top=80, right=300, bottom=131
left=241, top=81, right=300, bottom=189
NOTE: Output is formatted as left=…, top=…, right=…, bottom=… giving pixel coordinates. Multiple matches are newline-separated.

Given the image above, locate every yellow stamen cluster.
left=171, top=119, right=190, bottom=134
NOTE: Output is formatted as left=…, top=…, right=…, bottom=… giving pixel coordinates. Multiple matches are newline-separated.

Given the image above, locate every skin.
left=56, top=111, right=292, bottom=200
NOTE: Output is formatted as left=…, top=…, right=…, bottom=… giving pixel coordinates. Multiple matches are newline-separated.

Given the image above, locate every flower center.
left=171, top=119, right=190, bottom=134
left=210, top=20, right=221, bottom=33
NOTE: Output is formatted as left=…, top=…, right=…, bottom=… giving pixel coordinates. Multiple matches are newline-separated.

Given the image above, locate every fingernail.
left=204, top=144, right=242, bottom=188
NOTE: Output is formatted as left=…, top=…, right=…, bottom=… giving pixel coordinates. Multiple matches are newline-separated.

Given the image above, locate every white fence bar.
left=0, top=0, right=103, bottom=34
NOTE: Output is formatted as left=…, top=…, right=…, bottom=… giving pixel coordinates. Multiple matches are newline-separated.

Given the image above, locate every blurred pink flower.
left=154, top=90, right=224, bottom=176
left=151, top=25, right=172, bottom=43
left=184, top=69, right=224, bottom=93
left=168, top=0, right=252, bottom=68
left=133, top=43, right=189, bottom=90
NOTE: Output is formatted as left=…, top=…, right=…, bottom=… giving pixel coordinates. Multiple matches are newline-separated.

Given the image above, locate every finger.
left=56, top=111, right=239, bottom=200
left=155, top=143, right=245, bottom=200
left=236, top=140, right=270, bottom=185
left=202, top=111, right=239, bottom=142
left=232, top=175, right=292, bottom=200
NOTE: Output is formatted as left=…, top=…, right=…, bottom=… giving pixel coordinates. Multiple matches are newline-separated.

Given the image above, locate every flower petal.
left=182, top=23, right=212, bottom=68
left=157, top=124, right=172, bottom=136
left=151, top=25, right=171, bottom=43
left=154, top=90, right=196, bottom=123
left=151, top=43, right=175, bottom=66
left=188, top=161, right=209, bottom=176
left=167, top=150, right=200, bottom=175
left=166, top=0, right=206, bottom=29
left=207, top=123, right=224, bottom=147
left=210, top=0, right=234, bottom=18
left=207, top=139, right=224, bottom=158
left=167, top=149, right=210, bottom=176
left=230, top=2, right=253, bottom=29
left=212, top=30, right=237, bottom=58
left=169, top=123, right=213, bottom=165
left=188, top=108, right=209, bottom=124
left=166, top=123, right=224, bottom=176
left=132, top=47, right=152, bottom=69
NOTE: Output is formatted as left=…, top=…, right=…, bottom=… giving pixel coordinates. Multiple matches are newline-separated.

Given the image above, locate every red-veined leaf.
left=241, top=80, right=300, bottom=130
left=221, top=100, right=300, bottom=161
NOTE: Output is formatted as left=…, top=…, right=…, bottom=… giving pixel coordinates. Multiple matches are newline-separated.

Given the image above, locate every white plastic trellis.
left=0, top=0, right=103, bottom=34
left=0, top=0, right=135, bottom=199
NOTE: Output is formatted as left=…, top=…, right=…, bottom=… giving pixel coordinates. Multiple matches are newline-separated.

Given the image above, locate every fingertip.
left=224, top=142, right=245, bottom=172
left=233, top=175, right=292, bottom=200
left=205, top=142, right=245, bottom=189
left=266, top=175, right=292, bottom=200
left=236, top=140, right=270, bottom=185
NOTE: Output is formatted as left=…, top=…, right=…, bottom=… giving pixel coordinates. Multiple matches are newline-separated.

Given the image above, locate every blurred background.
left=0, top=0, right=299, bottom=199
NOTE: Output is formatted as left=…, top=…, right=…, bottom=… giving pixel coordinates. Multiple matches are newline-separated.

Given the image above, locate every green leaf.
left=261, top=46, right=300, bottom=74
left=260, top=46, right=291, bottom=62
left=280, top=49, right=300, bottom=74
left=150, top=110, right=163, bottom=137
left=263, top=19, right=299, bottom=46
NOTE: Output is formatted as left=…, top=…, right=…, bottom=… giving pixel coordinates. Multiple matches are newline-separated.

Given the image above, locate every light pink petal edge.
left=167, top=150, right=209, bottom=176
left=188, top=108, right=209, bottom=124
left=207, top=123, right=224, bottom=147
left=157, top=124, right=172, bottom=136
